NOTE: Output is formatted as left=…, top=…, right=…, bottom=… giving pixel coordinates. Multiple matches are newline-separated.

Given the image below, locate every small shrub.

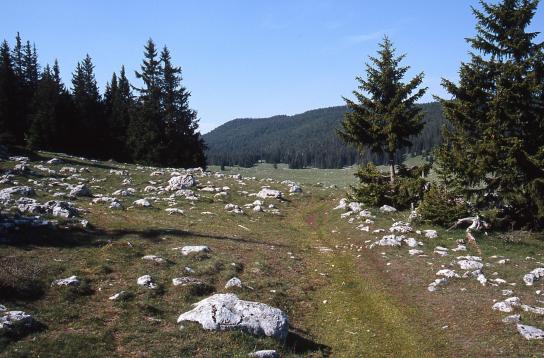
left=350, top=163, right=427, bottom=210
left=0, top=256, right=45, bottom=300
left=417, top=185, right=472, bottom=226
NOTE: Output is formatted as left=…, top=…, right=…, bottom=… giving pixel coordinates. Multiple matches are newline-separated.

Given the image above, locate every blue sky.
left=1, top=0, right=543, bottom=133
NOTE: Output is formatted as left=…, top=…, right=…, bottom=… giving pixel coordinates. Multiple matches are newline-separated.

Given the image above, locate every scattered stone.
left=47, top=158, right=64, bottom=165
left=109, top=291, right=131, bottom=301
left=133, top=199, right=152, bottom=208
left=137, top=275, right=157, bottom=289
left=178, top=245, right=210, bottom=256
left=69, top=184, right=92, bottom=197
left=51, top=275, right=80, bottom=287
left=389, top=221, right=412, bottom=234
left=167, top=175, right=196, bottom=191
left=172, top=277, right=205, bottom=286
left=256, top=188, right=283, bottom=200
left=521, top=304, right=544, bottom=315
left=423, top=230, right=438, bottom=239
left=517, top=324, right=544, bottom=340
left=492, top=297, right=521, bottom=313
left=177, top=293, right=289, bottom=341
left=379, top=205, right=397, bottom=213
left=502, top=314, right=521, bottom=324
left=523, top=267, right=544, bottom=286
left=165, top=208, right=184, bottom=215
left=409, top=249, right=424, bottom=256
left=0, top=310, right=35, bottom=334
left=248, top=350, right=279, bottom=358
left=225, top=277, right=243, bottom=289
left=457, top=256, right=483, bottom=271
left=428, top=278, right=448, bottom=292
left=436, top=269, right=459, bottom=278
left=142, top=255, right=166, bottom=264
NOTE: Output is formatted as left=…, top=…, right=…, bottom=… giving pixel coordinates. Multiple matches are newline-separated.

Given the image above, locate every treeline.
left=203, top=102, right=444, bottom=169
left=0, top=34, right=205, bottom=168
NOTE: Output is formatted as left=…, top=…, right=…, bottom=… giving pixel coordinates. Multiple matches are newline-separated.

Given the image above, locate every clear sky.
left=1, top=0, right=543, bottom=133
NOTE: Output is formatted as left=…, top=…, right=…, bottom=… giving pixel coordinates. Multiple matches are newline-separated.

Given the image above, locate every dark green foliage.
left=417, top=185, right=472, bottom=227
left=0, top=34, right=205, bottom=168
left=338, top=36, right=427, bottom=182
left=204, top=103, right=445, bottom=169
left=71, top=54, right=106, bottom=157
left=350, top=162, right=427, bottom=210
left=436, top=0, right=544, bottom=229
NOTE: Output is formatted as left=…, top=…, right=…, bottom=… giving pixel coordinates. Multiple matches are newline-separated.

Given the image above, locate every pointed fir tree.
left=159, top=46, right=205, bottom=167
left=27, top=65, right=60, bottom=150
left=338, top=36, right=427, bottom=183
left=0, top=40, right=19, bottom=144
left=71, top=54, right=104, bottom=157
left=436, top=0, right=544, bottom=228
left=129, top=39, right=162, bottom=164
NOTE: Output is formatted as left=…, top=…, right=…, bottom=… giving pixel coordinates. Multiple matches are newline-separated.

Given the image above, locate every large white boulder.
left=523, top=267, right=544, bottom=286
left=167, top=175, right=196, bottom=191
left=177, top=293, right=289, bottom=341
left=178, top=245, right=210, bottom=256
left=256, top=188, right=283, bottom=200
left=379, top=205, right=397, bottom=213
left=51, top=275, right=80, bottom=287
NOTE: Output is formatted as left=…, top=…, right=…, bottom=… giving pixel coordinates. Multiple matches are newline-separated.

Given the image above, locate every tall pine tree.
left=0, top=40, right=19, bottom=144
left=129, top=39, right=162, bottom=164
left=71, top=54, right=104, bottom=157
left=159, top=46, right=205, bottom=167
left=338, top=36, right=427, bottom=183
left=436, top=0, right=544, bottom=228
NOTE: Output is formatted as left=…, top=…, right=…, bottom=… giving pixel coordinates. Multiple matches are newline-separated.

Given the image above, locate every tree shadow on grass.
left=0, top=220, right=287, bottom=249
left=285, top=328, right=331, bottom=356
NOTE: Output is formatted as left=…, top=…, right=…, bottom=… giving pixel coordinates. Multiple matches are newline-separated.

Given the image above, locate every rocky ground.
left=0, top=151, right=543, bottom=357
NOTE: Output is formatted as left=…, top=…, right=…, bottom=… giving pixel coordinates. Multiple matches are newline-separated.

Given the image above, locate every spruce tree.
left=129, top=39, right=162, bottom=164
left=27, top=65, right=60, bottom=150
left=105, top=66, right=133, bottom=161
left=71, top=54, right=104, bottom=157
left=0, top=40, right=18, bottom=144
left=436, top=0, right=544, bottom=228
left=159, top=46, right=205, bottom=167
left=338, top=36, right=427, bottom=183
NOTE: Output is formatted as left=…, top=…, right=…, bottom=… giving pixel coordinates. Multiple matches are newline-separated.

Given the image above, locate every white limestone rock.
left=379, top=205, right=397, bottom=213
left=167, top=175, right=196, bottom=191
left=248, top=350, right=279, bottom=358
left=517, top=324, right=544, bottom=340
left=523, top=267, right=544, bottom=286
left=492, top=297, right=521, bottom=313
left=69, top=184, right=92, bottom=197
left=225, top=277, right=243, bottom=289
left=142, top=255, right=166, bottom=264
left=177, top=293, right=289, bottom=341
left=256, top=188, right=283, bottom=200
left=133, top=199, right=152, bottom=208
left=51, top=275, right=80, bottom=287
left=0, top=310, right=35, bottom=334
left=172, top=277, right=205, bottom=286
left=178, top=245, right=210, bottom=256
left=137, top=275, right=157, bottom=289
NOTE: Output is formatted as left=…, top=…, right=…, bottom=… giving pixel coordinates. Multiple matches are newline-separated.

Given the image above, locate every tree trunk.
left=389, top=153, right=395, bottom=184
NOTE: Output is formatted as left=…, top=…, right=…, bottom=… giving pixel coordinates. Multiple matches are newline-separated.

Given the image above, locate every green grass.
left=0, top=151, right=543, bottom=356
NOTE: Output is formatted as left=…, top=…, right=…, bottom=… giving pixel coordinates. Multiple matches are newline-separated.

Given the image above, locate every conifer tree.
left=27, top=65, right=60, bottom=150
left=71, top=54, right=104, bottom=157
left=339, top=36, right=427, bottom=183
left=129, top=39, right=162, bottom=164
left=436, top=0, right=544, bottom=228
left=105, top=66, right=133, bottom=161
left=0, top=40, right=18, bottom=144
left=159, top=46, right=205, bottom=167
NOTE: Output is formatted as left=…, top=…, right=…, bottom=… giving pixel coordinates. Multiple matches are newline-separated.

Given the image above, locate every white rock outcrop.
left=177, top=293, right=289, bottom=341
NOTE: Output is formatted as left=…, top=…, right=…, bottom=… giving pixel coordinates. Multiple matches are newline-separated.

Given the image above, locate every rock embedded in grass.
left=492, top=297, right=521, bottom=313
left=523, top=267, right=544, bottom=286
left=133, top=199, right=152, bottom=208
left=177, top=293, right=289, bottom=341
left=0, top=310, right=35, bottom=335
left=172, top=277, right=204, bottom=286
left=225, top=277, right=243, bottom=289
left=248, top=350, right=279, bottom=358
left=51, top=275, right=80, bottom=287
left=142, top=255, right=166, bottom=264
left=379, top=205, right=397, bottom=213
left=256, top=188, right=283, bottom=200
left=69, top=184, right=92, bottom=197
left=176, top=245, right=210, bottom=256
left=517, top=324, right=544, bottom=340
left=137, top=275, right=157, bottom=289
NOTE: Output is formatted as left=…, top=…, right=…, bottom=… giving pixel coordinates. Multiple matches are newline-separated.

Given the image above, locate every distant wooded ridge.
left=203, top=102, right=446, bottom=169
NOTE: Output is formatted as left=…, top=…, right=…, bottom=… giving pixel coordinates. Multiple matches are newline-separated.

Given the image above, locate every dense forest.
left=204, top=102, right=446, bottom=168
left=0, top=34, right=205, bottom=168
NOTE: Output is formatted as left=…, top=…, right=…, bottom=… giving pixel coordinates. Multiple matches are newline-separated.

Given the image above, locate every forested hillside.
left=204, top=102, right=445, bottom=168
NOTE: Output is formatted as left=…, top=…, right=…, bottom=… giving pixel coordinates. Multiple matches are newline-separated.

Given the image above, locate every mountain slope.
left=204, top=102, right=446, bottom=168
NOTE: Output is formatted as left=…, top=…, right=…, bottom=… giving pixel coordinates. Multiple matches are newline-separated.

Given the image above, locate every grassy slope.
left=1, top=152, right=543, bottom=357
